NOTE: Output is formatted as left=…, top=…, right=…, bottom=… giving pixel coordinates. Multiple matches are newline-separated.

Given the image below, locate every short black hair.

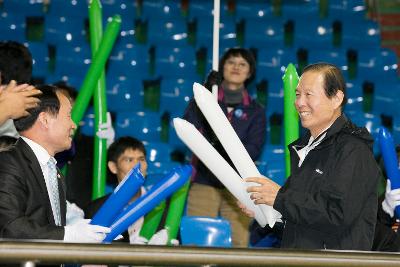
left=302, top=62, right=347, bottom=109
left=0, top=41, right=32, bottom=85
left=53, top=81, right=78, bottom=102
left=107, top=136, right=146, bottom=163
left=219, top=47, right=256, bottom=85
left=13, top=84, right=60, bottom=132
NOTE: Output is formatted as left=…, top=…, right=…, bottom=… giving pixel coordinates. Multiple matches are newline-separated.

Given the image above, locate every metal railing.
left=1, top=240, right=400, bottom=266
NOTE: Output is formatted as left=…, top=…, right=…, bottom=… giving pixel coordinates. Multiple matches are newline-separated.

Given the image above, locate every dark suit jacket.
left=0, top=138, right=66, bottom=239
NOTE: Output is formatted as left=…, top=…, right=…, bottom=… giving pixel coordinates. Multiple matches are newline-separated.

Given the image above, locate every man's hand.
left=246, top=176, right=281, bottom=206
left=382, top=180, right=400, bottom=218
left=0, top=80, right=41, bottom=120
left=64, top=219, right=111, bottom=243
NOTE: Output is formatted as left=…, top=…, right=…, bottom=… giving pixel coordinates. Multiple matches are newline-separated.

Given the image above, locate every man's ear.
left=334, top=90, right=344, bottom=109
left=108, top=161, right=117, bottom=174
left=37, top=112, right=49, bottom=128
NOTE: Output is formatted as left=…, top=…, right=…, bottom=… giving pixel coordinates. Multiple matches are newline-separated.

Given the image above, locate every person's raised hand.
left=0, top=80, right=41, bottom=120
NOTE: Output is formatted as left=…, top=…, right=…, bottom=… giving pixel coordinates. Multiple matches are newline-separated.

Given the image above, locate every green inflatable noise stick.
left=88, top=0, right=111, bottom=199
left=282, top=63, right=299, bottom=178
left=71, top=14, right=121, bottom=127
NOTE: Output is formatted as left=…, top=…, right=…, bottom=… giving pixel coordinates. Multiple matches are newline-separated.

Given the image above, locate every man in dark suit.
left=0, top=84, right=110, bottom=242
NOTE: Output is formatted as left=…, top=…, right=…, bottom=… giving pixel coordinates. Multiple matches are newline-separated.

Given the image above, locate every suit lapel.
left=17, top=139, right=56, bottom=225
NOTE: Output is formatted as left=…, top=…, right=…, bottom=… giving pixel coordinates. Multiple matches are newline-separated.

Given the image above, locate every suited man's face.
left=47, top=92, right=76, bottom=154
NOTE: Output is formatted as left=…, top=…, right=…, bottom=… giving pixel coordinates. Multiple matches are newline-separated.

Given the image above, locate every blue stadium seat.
left=235, top=2, right=273, bottom=20
left=54, top=43, right=91, bottom=78
left=344, top=79, right=363, bottom=113
left=327, top=0, right=367, bottom=21
left=141, top=0, right=183, bottom=19
left=256, top=48, right=296, bottom=82
left=307, top=48, right=348, bottom=78
left=106, top=76, right=144, bottom=112
left=244, top=18, right=285, bottom=49
left=195, top=16, right=237, bottom=49
left=282, top=2, right=318, bottom=19
left=265, top=160, right=286, bottom=186
left=154, top=46, right=199, bottom=79
left=0, top=13, right=26, bottom=42
left=147, top=17, right=188, bottom=45
left=45, top=15, right=88, bottom=45
left=145, top=161, right=183, bottom=190
left=180, top=216, right=232, bottom=247
left=294, top=19, right=333, bottom=49
left=102, top=0, right=137, bottom=23
left=115, top=111, right=161, bottom=142
left=46, top=74, right=83, bottom=90
left=357, top=48, right=398, bottom=82
left=80, top=107, right=95, bottom=137
left=373, top=83, right=400, bottom=117
left=3, top=0, right=45, bottom=16
left=25, top=42, right=49, bottom=78
left=159, top=78, right=194, bottom=117
left=48, top=0, right=88, bottom=18
left=342, top=19, right=380, bottom=49
left=188, top=0, right=229, bottom=19
left=145, top=141, right=174, bottom=163
left=107, top=43, right=150, bottom=79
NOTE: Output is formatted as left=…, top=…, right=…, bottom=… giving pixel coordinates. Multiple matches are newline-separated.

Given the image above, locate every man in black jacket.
left=244, top=63, right=380, bottom=250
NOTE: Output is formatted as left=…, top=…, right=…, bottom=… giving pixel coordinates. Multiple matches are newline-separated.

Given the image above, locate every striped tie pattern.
left=47, top=157, right=61, bottom=226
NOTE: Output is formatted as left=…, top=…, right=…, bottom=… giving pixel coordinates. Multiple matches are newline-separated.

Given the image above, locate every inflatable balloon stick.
left=379, top=127, right=400, bottom=217
left=139, top=201, right=167, bottom=240
left=283, top=63, right=299, bottom=178
left=192, top=83, right=281, bottom=227
left=164, top=180, right=190, bottom=244
left=103, top=165, right=192, bottom=242
left=71, top=14, right=121, bottom=126
left=174, top=118, right=269, bottom=227
left=89, top=0, right=109, bottom=199
left=91, top=163, right=144, bottom=227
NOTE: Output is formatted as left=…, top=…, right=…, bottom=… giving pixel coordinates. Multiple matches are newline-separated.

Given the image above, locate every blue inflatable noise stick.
left=103, top=164, right=192, bottom=242
left=91, top=163, right=145, bottom=227
left=378, top=127, right=400, bottom=218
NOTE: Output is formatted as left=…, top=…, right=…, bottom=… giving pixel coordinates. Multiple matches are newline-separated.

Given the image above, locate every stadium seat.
left=307, top=48, right=348, bottom=78
left=47, top=0, right=88, bottom=18
left=244, top=18, right=285, bottom=49
left=159, top=78, right=194, bottom=117
left=327, top=0, right=367, bottom=21
left=106, top=76, right=144, bottom=112
left=294, top=19, right=333, bottom=49
left=195, top=16, right=237, bottom=49
left=107, top=43, right=150, bottom=79
left=145, top=141, right=174, bottom=163
left=282, top=1, right=318, bottom=19
left=357, top=48, right=398, bottom=82
left=342, top=19, right=380, bottom=49
left=154, top=46, right=199, bottom=79
left=147, top=17, right=188, bottom=45
left=235, top=2, right=273, bottom=20
left=0, top=13, right=26, bottom=42
left=54, top=43, right=91, bottom=78
left=25, top=42, right=49, bottom=78
left=180, top=216, right=232, bottom=247
left=79, top=107, right=95, bottom=137
left=115, top=111, right=162, bottom=142
left=3, top=0, right=45, bottom=16
left=45, top=15, right=88, bottom=45
left=256, top=48, right=296, bottom=82
left=141, top=0, right=183, bottom=19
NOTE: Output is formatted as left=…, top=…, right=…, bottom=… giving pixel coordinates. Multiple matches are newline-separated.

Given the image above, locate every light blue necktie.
left=47, top=157, right=61, bottom=226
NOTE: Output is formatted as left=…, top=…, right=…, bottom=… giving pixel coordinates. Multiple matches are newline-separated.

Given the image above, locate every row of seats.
left=1, top=11, right=378, bottom=49
left=1, top=0, right=369, bottom=21
left=29, top=40, right=397, bottom=87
